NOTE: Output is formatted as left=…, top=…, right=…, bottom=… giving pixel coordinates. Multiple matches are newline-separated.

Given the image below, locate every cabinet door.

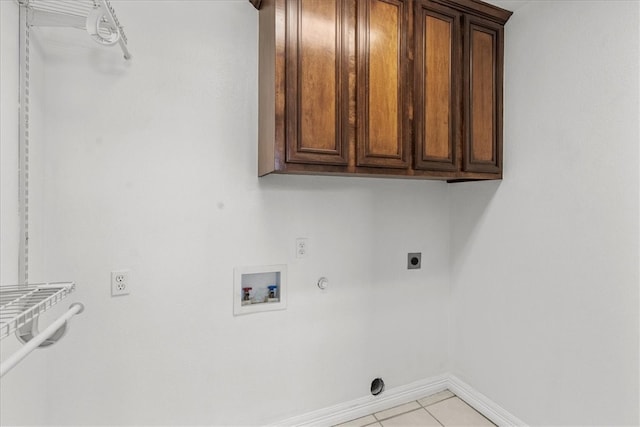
left=285, top=0, right=350, bottom=165
left=414, top=1, right=461, bottom=171
left=463, top=16, right=503, bottom=174
left=356, top=0, right=410, bottom=169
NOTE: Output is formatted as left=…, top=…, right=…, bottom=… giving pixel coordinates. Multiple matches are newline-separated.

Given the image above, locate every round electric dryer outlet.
left=407, top=253, right=421, bottom=269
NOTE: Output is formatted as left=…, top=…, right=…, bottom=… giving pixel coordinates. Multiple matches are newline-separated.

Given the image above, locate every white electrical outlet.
left=296, top=238, right=309, bottom=259
left=111, top=270, right=130, bottom=296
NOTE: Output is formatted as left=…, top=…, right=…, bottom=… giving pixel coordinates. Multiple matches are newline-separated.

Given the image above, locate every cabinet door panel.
left=464, top=17, right=503, bottom=173
left=286, top=0, right=349, bottom=165
left=414, top=2, right=460, bottom=171
left=357, top=0, right=409, bottom=169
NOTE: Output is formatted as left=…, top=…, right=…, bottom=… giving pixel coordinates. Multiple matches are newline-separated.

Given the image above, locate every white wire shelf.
left=29, top=0, right=97, bottom=21
left=24, top=0, right=131, bottom=60
left=0, top=282, right=76, bottom=341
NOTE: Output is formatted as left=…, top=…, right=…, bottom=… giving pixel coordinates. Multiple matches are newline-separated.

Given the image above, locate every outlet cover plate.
left=296, top=238, right=309, bottom=259
left=407, top=253, right=421, bottom=270
left=111, top=270, right=130, bottom=296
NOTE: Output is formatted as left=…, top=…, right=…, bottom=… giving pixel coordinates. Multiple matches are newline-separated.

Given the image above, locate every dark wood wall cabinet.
left=254, top=0, right=512, bottom=181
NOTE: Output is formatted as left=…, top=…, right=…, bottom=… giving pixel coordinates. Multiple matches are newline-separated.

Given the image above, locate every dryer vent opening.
left=370, top=378, right=385, bottom=396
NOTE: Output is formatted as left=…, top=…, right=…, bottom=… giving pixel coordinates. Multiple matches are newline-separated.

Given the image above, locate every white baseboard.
left=271, top=373, right=527, bottom=427
left=271, top=374, right=449, bottom=427
left=447, top=375, right=528, bottom=427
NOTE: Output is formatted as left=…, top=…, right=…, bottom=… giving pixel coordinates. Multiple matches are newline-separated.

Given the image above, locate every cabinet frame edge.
left=430, top=0, right=512, bottom=24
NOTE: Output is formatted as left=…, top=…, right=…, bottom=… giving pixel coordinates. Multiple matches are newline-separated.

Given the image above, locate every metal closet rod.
left=0, top=303, right=84, bottom=378
left=22, top=0, right=131, bottom=60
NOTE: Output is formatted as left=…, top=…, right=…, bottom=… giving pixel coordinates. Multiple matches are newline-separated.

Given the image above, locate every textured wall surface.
left=449, top=1, right=639, bottom=424
left=1, top=1, right=450, bottom=424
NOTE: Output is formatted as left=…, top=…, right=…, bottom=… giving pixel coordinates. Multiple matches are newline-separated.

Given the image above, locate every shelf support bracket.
left=1, top=303, right=85, bottom=377
left=16, top=303, right=85, bottom=348
left=17, top=315, right=69, bottom=348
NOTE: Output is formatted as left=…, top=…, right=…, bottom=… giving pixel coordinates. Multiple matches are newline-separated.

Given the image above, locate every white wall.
left=450, top=1, right=639, bottom=425
left=0, top=1, right=450, bottom=425
left=0, top=1, right=51, bottom=425
left=0, top=0, right=20, bottom=288
left=3, top=0, right=637, bottom=425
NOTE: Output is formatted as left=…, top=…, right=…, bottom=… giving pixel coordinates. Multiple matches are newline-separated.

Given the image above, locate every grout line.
left=348, top=391, right=485, bottom=427
left=477, top=409, right=498, bottom=426
left=373, top=402, right=421, bottom=422
left=424, top=406, right=445, bottom=427
left=424, top=396, right=497, bottom=427
left=375, top=405, right=423, bottom=422
left=422, top=407, right=445, bottom=427
left=419, top=394, right=457, bottom=409
left=379, top=407, right=446, bottom=427
left=387, top=406, right=447, bottom=425
left=419, top=392, right=456, bottom=427
left=423, top=394, right=462, bottom=409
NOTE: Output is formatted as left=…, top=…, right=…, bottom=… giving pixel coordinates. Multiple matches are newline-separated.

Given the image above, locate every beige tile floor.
left=335, top=390, right=495, bottom=427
